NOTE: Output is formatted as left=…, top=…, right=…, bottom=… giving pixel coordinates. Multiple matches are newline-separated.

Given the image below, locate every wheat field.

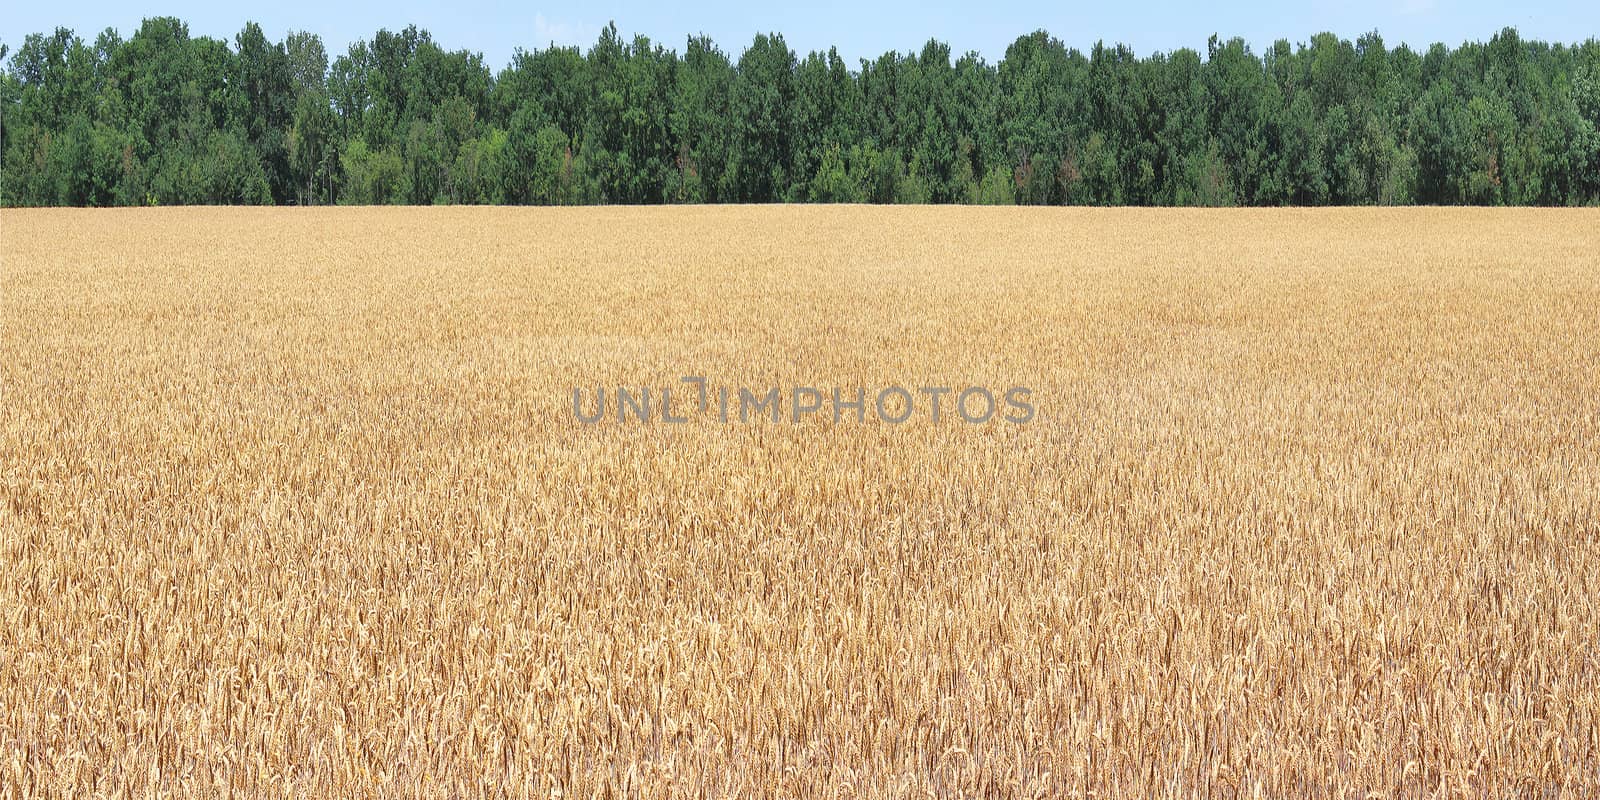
left=2, top=206, right=1598, bottom=797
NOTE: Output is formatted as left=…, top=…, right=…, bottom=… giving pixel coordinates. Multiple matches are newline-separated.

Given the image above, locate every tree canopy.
left=4, top=20, right=1598, bottom=206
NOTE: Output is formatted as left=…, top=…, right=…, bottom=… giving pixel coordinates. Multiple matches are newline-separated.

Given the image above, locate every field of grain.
left=2, top=206, right=1598, bottom=797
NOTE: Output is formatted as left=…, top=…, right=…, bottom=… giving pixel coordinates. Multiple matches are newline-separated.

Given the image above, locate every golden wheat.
left=1, top=206, right=1598, bottom=798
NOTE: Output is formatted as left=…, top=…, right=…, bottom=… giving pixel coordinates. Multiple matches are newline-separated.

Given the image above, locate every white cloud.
left=533, top=13, right=591, bottom=48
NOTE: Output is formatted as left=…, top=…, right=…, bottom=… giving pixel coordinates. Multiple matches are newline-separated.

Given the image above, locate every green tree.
left=669, top=35, right=734, bottom=202
left=728, top=33, right=795, bottom=201
left=235, top=22, right=294, bottom=201
left=5, top=18, right=1600, bottom=208
left=339, top=138, right=408, bottom=203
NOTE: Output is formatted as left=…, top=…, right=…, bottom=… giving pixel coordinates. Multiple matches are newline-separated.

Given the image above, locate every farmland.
left=2, top=206, right=1599, bottom=797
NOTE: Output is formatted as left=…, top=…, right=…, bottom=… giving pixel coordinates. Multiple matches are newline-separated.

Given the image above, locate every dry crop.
left=2, top=206, right=1599, bottom=797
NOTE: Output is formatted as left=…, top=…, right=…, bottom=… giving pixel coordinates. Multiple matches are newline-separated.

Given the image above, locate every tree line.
left=3, top=19, right=1599, bottom=207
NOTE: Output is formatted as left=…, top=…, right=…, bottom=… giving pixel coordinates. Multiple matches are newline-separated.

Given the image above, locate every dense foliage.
left=4, top=20, right=1599, bottom=206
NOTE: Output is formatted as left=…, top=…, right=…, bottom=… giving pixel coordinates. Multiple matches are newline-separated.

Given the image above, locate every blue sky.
left=5, top=1, right=1597, bottom=69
